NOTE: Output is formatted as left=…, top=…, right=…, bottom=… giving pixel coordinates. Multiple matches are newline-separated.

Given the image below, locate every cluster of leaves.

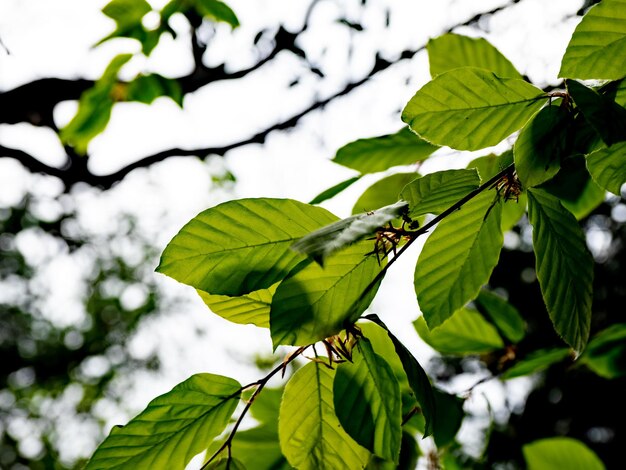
left=85, top=1, right=626, bottom=468
left=61, top=0, right=239, bottom=153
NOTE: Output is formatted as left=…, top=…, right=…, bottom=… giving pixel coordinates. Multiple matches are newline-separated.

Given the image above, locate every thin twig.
left=352, top=163, right=516, bottom=311
left=201, top=346, right=306, bottom=469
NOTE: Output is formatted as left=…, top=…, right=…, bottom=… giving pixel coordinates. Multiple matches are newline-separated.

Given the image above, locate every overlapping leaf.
left=541, top=156, right=606, bottom=220
left=352, top=173, right=418, bottom=215
left=586, top=141, right=626, bottom=195
left=414, top=307, right=504, bottom=355
left=401, top=68, right=545, bottom=151
left=197, top=284, right=277, bottom=328
left=278, top=362, right=370, bottom=470
left=85, top=374, right=241, bottom=469
left=514, top=104, right=570, bottom=188
left=157, top=198, right=337, bottom=296
left=527, top=189, right=594, bottom=353
left=415, top=190, right=504, bottom=328
left=427, top=33, right=522, bottom=78
left=567, top=79, right=626, bottom=146
left=431, top=390, right=464, bottom=448
left=127, top=73, right=183, bottom=106
left=579, top=323, right=626, bottom=379
left=400, top=169, right=480, bottom=219
left=475, top=289, right=525, bottom=343
left=467, top=152, right=526, bottom=230
left=309, top=176, right=362, bottom=205
left=559, top=0, right=626, bottom=80
left=334, top=339, right=402, bottom=462
left=292, top=201, right=408, bottom=265
left=333, top=127, right=438, bottom=174
left=270, top=240, right=381, bottom=347
left=363, top=315, right=436, bottom=437
left=501, top=348, right=571, bottom=380
left=523, top=437, right=605, bottom=470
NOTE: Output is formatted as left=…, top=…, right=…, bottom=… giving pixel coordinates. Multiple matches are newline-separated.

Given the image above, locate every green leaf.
left=541, top=155, right=606, bottom=220
left=195, top=0, right=240, bottom=28
left=334, top=339, right=402, bottom=462
left=333, top=128, right=438, bottom=174
left=559, top=0, right=626, bottom=80
left=279, top=362, right=370, bottom=470
left=415, top=190, right=504, bottom=328
left=401, top=68, right=545, bottom=151
left=567, top=79, right=626, bottom=146
left=527, top=189, right=594, bottom=354
left=467, top=152, right=526, bottom=231
left=514, top=105, right=570, bottom=188
left=157, top=198, right=337, bottom=296
left=206, top=458, right=247, bottom=470
left=98, top=0, right=159, bottom=54
left=523, top=437, right=605, bottom=470
left=291, top=201, right=408, bottom=265
left=414, top=307, right=504, bottom=355
left=400, top=169, right=480, bottom=219
left=197, top=283, right=277, bottom=328
left=475, top=289, right=525, bottom=343
left=427, top=33, right=522, bottom=78
left=432, top=390, right=464, bottom=448
left=500, top=348, right=571, bottom=380
left=586, top=141, right=626, bottom=195
left=249, top=387, right=283, bottom=425
left=126, top=73, right=183, bottom=106
left=85, top=374, right=241, bottom=469
left=363, top=315, right=436, bottom=438
left=61, top=54, right=133, bottom=154
left=352, top=173, right=418, bottom=215
left=309, top=176, right=362, bottom=205
left=270, top=240, right=381, bottom=347
left=579, top=323, right=626, bottom=378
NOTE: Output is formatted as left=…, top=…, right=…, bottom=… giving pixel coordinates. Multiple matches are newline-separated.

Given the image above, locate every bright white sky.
left=0, top=0, right=585, bottom=467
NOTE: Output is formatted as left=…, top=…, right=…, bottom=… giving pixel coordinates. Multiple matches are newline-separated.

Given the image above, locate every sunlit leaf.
left=500, top=348, right=571, bottom=380
left=195, top=0, right=239, bottom=28
left=415, top=190, right=504, bottom=328
left=127, top=73, right=183, bottom=106
left=157, top=198, right=337, bottom=296
left=475, top=289, right=525, bottom=343
left=559, top=0, right=626, bottom=80
left=333, top=127, right=438, bottom=174
left=427, top=33, right=522, bottom=78
left=61, top=54, right=132, bottom=154
left=291, top=201, right=408, bottom=265
left=523, top=437, right=605, bottom=470
left=467, top=152, right=526, bottom=230
left=309, top=176, right=362, bottom=205
left=567, top=79, right=626, bottom=146
left=579, top=323, right=626, bottom=379
left=586, top=141, right=626, bottom=195
left=270, top=240, right=381, bottom=347
left=279, top=362, right=370, bottom=470
left=98, top=0, right=159, bottom=54
left=197, top=284, right=277, bottom=328
left=206, top=458, right=247, bottom=470
left=514, top=105, right=570, bottom=188
left=352, top=173, right=418, bottom=215
left=402, top=68, right=545, bottom=151
left=85, top=374, right=241, bottom=469
left=363, top=315, right=436, bottom=438
left=414, top=307, right=504, bottom=355
left=527, top=189, right=594, bottom=354
left=334, top=339, right=402, bottom=462
left=400, top=169, right=480, bottom=219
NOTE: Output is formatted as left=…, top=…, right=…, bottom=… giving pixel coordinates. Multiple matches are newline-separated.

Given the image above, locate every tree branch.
left=1, top=1, right=524, bottom=189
